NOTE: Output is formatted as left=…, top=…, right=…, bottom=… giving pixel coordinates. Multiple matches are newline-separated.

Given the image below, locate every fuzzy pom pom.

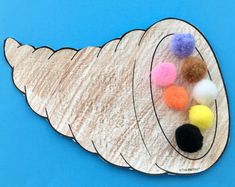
left=164, top=85, right=189, bottom=110
left=181, top=57, right=207, bottom=83
left=192, top=79, right=218, bottom=105
left=175, top=124, right=203, bottom=153
left=151, top=63, right=177, bottom=87
left=189, top=105, right=214, bottom=130
left=171, top=33, right=195, bottom=57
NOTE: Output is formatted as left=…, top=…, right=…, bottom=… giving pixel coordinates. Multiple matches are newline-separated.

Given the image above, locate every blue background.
left=0, top=0, right=234, bottom=186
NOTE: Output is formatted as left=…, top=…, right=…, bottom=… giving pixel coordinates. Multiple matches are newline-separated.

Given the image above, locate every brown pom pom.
left=181, top=57, right=207, bottom=83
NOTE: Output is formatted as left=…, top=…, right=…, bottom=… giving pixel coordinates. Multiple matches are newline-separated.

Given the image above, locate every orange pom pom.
left=164, top=85, right=189, bottom=110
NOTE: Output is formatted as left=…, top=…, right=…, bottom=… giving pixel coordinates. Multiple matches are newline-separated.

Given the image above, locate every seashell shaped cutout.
left=4, top=18, right=229, bottom=175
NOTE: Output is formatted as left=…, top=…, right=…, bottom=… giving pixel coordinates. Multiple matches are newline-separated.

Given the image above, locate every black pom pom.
left=175, top=124, right=203, bottom=153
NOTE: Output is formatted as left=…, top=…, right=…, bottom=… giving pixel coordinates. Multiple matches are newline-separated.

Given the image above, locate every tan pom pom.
left=181, top=57, right=207, bottom=83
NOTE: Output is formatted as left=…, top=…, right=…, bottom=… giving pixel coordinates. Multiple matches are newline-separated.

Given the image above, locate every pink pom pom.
left=151, top=62, right=177, bottom=87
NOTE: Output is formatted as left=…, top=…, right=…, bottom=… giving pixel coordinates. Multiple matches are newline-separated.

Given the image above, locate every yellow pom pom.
left=189, top=105, right=214, bottom=130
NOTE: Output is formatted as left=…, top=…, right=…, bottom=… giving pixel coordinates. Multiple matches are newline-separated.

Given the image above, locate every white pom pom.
left=192, top=79, right=218, bottom=105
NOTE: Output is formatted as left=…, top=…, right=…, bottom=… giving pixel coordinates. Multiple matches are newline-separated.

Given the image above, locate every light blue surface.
left=0, top=0, right=234, bottom=186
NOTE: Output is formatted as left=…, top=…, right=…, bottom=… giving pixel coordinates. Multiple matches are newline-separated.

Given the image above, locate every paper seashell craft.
left=4, top=18, right=229, bottom=175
